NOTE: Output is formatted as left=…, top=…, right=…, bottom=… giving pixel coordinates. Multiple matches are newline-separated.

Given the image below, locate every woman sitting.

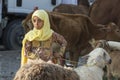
left=21, top=10, right=67, bottom=67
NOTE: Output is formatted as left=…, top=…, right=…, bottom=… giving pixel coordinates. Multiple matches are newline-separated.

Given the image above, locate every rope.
left=61, top=58, right=78, bottom=64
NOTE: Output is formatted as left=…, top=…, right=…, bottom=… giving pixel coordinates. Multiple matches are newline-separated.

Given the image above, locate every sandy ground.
left=0, top=45, right=72, bottom=80
left=0, top=45, right=21, bottom=80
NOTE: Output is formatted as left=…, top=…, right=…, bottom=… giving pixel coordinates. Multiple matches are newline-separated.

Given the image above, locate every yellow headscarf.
left=21, top=10, right=54, bottom=67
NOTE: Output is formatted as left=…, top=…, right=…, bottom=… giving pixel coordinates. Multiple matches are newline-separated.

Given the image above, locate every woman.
left=21, top=10, right=67, bottom=67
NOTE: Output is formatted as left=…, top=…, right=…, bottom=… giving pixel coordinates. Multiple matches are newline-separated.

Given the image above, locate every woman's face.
left=32, top=16, right=44, bottom=30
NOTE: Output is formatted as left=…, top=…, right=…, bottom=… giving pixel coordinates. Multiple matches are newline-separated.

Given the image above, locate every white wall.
left=61, top=0, right=77, bottom=5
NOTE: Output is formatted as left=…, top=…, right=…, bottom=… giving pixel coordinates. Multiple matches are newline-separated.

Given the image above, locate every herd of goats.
left=13, top=0, right=120, bottom=80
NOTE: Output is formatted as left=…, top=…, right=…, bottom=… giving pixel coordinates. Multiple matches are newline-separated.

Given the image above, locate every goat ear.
left=78, top=55, right=89, bottom=66
left=95, top=56, right=103, bottom=63
left=102, top=27, right=112, bottom=33
left=105, top=22, right=116, bottom=32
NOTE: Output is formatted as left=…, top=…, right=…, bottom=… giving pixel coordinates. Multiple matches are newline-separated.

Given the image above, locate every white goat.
left=75, top=48, right=111, bottom=80
left=13, top=48, right=111, bottom=80
left=107, top=41, right=120, bottom=50
left=95, top=40, right=120, bottom=80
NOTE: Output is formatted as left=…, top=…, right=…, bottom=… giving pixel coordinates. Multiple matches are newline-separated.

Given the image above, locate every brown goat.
left=13, top=62, right=79, bottom=80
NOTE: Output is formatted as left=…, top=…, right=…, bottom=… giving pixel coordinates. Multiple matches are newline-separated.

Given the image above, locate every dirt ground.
left=0, top=45, right=21, bottom=80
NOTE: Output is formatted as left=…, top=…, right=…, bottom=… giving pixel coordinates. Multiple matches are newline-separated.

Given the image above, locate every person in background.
left=21, top=10, right=67, bottom=67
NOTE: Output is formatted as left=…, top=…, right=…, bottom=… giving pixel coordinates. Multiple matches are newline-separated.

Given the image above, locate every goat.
left=13, top=48, right=111, bottom=80
left=95, top=40, right=120, bottom=80
left=75, top=48, right=111, bottom=80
